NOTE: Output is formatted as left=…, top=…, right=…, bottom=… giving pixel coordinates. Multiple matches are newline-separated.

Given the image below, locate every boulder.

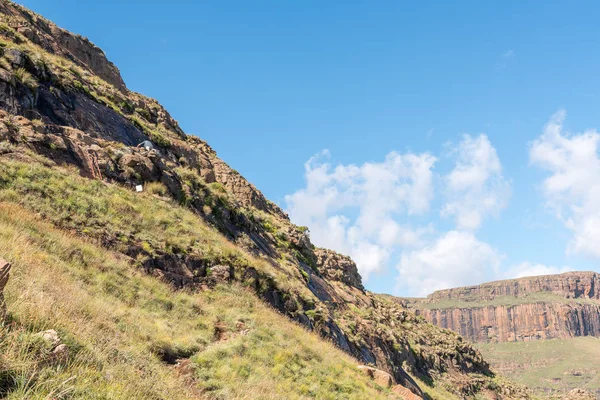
left=36, top=329, right=61, bottom=348
left=4, top=49, right=24, bottom=67
left=357, top=365, right=394, bottom=388
left=51, top=343, right=70, bottom=362
left=209, top=265, right=232, bottom=283
left=392, top=384, right=423, bottom=400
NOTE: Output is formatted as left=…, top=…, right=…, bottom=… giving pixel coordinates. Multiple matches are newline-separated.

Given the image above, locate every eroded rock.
left=357, top=365, right=395, bottom=388
left=0, top=259, right=10, bottom=321
left=415, top=272, right=600, bottom=343
left=314, top=248, right=364, bottom=291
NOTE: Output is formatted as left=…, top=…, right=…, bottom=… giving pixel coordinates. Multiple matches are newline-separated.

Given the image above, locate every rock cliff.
left=411, top=272, right=600, bottom=343
left=0, top=1, right=531, bottom=398
left=428, top=272, right=600, bottom=301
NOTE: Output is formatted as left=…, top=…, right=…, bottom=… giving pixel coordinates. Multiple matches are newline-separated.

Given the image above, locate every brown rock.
left=414, top=272, right=600, bottom=343
left=209, top=265, right=232, bottom=283
left=314, top=248, right=364, bottom=290
left=51, top=344, right=69, bottom=362
left=0, top=260, right=10, bottom=321
left=392, top=384, right=423, bottom=400
left=428, top=272, right=600, bottom=301
left=357, top=365, right=395, bottom=388
left=419, top=302, right=600, bottom=343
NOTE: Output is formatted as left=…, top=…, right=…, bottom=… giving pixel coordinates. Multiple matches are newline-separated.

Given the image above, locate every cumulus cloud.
left=285, top=135, right=514, bottom=294
left=396, top=230, right=502, bottom=296
left=285, top=150, right=436, bottom=281
left=442, top=134, right=511, bottom=230
left=502, top=262, right=572, bottom=280
left=530, top=110, right=600, bottom=258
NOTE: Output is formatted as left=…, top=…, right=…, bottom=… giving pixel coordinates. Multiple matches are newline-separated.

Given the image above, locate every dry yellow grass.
left=0, top=202, right=398, bottom=399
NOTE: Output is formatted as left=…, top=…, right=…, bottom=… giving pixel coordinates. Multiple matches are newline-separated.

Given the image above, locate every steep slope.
left=0, top=202, right=396, bottom=399
left=0, top=1, right=530, bottom=398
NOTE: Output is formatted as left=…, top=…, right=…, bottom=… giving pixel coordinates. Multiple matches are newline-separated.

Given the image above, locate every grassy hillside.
left=0, top=200, right=397, bottom=399
left=0, top=1, right=534, bottom=397
left=477, top=337, right=600, bottom=398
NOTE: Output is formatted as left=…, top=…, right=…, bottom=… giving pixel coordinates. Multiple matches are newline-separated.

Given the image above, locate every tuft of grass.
left=12, top=67, right=37, bottom=90
left=144, top=181, right=169, bottom=197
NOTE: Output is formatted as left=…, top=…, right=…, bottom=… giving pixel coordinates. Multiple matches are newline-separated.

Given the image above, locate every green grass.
left=477, top=337, right=600, bottom=398
left=0, top=202, right=396, bottom=399
left=0, top=160, right=312, bottom=301
left=415, top=292, right=600, bottom=311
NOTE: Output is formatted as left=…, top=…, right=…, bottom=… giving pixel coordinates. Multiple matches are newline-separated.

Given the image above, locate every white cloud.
left=396, top=231, right=502, bottom=296
left=502, top=49, right=515, bottom=59
left=285, top=150, right=436, bottom=281
left=285, top=135, right=516, bottom=294
left=503, top=262, right=572, bottom=280
left=530, top=110, right=600, bottom=258
left=442, top=134, right=511, bottom=230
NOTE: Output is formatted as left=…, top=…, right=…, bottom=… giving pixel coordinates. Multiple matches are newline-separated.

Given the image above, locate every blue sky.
left=18, top=0, right=600, bottom=295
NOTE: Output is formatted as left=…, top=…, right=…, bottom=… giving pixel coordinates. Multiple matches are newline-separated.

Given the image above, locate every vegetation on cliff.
left=0, top=1, right=533, bottom=398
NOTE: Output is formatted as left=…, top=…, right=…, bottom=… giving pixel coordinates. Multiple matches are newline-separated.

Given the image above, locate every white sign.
left=135, top=185, right=143, bottom=192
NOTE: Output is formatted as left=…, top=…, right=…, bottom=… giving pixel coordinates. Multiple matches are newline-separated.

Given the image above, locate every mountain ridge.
left=425, top=271, right=600, bottom=302
left=0, top=1, right=532, bottom=398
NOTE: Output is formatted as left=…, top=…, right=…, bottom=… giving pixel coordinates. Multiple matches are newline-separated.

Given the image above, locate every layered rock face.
left=419, top=302, right=600, bottom=343
left=0, top=1, right=126, bottom=91
left=413, top=272, right=600, bottom=343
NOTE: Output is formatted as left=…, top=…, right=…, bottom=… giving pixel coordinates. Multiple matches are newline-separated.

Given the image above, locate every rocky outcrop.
left=413, top=272, right=600, bottom=343
left=428, top=272, right=600, bottom=302
left=0, top=1, right=126, bottom=91
left=0, top=259, right=10, bottom=320
left=357, top=365, right=395, bottom=388
left=314, top=248, right=364, bottom=290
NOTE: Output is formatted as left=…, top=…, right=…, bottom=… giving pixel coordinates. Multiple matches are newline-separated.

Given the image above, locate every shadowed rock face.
left=412, top=272, right=600, bottom=343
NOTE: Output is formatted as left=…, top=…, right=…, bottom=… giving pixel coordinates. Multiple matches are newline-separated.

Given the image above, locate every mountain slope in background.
left=407, top=272, right=600, bottom=398
left=0, top=1, right=531, bottom=398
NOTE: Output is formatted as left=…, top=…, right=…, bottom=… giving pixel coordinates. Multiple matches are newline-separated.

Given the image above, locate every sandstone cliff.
left=411, top=272, right=600, bottom=343
left=428, top=272, right=600, bottom=301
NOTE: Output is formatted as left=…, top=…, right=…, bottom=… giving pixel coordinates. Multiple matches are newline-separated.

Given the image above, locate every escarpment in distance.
left=409, top=272, right=600, bottom=343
